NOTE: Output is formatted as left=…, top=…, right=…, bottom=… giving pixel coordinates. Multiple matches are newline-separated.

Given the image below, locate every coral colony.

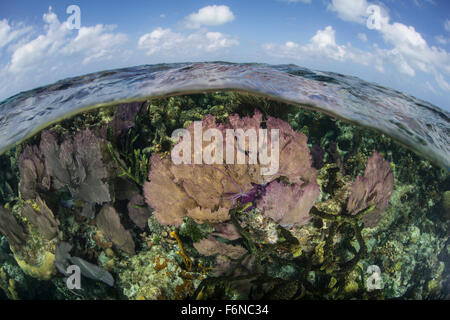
left=0, top=93, right=447, bottom=300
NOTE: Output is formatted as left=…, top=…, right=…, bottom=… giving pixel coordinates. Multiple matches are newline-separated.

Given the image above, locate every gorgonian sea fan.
left=39, top=129, right=110, bottom=218
left=347, top=151, right=394, bottom=227
left=143, top=110, right=318, bottom=226
left=257, top=181, right=320, bottom=228
left=18, top=145, right=50, bottom=200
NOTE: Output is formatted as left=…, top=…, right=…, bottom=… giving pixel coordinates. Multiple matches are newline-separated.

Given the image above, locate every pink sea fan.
left=143, top=111, right=318, bottom=226
left=257, top=180, right=320, bottom=228
left=266, top=116, right=317, bottom=184
left=346, top=152, right=394, bottom=227
left=186, top=207, right=230, bottom=224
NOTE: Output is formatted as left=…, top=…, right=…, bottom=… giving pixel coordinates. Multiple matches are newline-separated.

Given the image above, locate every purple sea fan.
left=39, top=129, right=110, bottom=218
left=109, top=102, right=142, bottom=137
left=346, top=151, right=394, bottom=227
left=257, top=181, right=320, bottom=228
left=18, top=145, right=50, bottom=200
left=96, top=204, right=135, bottom=255
left=265, top=116, right=317, bottom=185
left=143, top=154, right=197, bottom=226
left=127, top=194, right=152, bottom=230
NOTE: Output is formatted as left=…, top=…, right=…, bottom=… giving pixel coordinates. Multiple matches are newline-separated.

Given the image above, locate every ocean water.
left=0, top=62, right=448, bottom=169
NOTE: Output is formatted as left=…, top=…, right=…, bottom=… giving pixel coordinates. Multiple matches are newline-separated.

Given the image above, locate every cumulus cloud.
left=0, top=19, right=32, bottom=51
left=327, top=0, right=370, bottom=24
left=0, top=7, right=129, bottom=101
left=263, top=26, right=372, bottom=65
left=326, top=0, right=450, bottom=91
left=8, top=7, right=127, bottom=73
left=184, top=5, right=235, bottom=29
left=61, top=24, right=127, bottom=64
left=137, top=27, right=239, bottom=56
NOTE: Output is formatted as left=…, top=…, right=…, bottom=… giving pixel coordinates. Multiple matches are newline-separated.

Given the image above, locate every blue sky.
left=0, top=0, right=449, bottom=110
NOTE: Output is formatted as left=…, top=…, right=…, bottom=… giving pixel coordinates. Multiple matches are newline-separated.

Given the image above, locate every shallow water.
left=0, top=62, right=448, bottom=170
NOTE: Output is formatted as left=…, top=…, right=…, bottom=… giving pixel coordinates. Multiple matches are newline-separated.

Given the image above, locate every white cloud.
left=138, top=27, right=239, bottom=56
left=434, top=71, right=450, bottom=91
left=61, top=24, right=127, bottom=64
left=445, top=19, right=450, bottom=32
left=0, top=19, right=32, bottom=51
left=327, top=0, right=370, bottom=24
left=263, top=26, right=372, bottom=65
left=358, top=32, right=368, bottom=42
left=8, top=7, right=127, bottom=73
left=184, top=5, right=235, bottom=29
left=435, top=35, right=448, bottom=45
left=327, top=0, right=450, bottom=91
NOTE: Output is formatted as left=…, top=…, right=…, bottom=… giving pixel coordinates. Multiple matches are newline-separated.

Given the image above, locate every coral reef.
left=0, top=92, right=447, bottom=300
